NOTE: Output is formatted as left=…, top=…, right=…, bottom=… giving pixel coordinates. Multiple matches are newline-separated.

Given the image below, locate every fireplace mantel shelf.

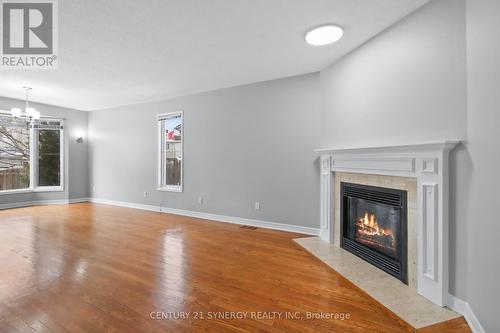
left=317, top=140, right=460, bottom=308
left=314, top=140, right=460, bottom=154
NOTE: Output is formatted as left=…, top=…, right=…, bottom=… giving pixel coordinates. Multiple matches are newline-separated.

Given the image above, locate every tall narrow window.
left=0, top=116, right=30, bottom=192
left=36, top=120, right=63, bottom=188
left=158, top=111, right=183, bottom=192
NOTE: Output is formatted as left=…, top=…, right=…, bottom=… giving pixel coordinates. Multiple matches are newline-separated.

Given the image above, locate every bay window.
left=0, top=114, right=63, bottom=193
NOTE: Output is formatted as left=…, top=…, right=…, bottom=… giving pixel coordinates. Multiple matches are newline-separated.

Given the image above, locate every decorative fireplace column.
left=316, top=141, right=459, bottom=307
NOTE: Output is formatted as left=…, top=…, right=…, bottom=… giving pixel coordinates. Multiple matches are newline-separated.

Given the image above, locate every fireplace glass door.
left=346, top=198, right=401, bottom=260
left=341, top=182, right=407, bottom=283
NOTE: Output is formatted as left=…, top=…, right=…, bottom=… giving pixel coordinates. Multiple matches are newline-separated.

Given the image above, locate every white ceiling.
left=0, top=0, right=429, bottom=111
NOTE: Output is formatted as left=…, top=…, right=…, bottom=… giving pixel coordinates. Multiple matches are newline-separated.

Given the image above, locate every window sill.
left=157, top=186, right=183, bottom=193
left=33, top=187, right=64, bottom=193
left=0, top=187, right=64, bottom=195
left=0, top=189, right=32, bottom=196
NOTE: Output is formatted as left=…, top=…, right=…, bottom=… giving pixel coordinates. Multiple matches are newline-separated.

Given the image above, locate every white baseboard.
left=1, top=196, right=318, bottom=235
left=447, top=294, right=485, bottom=333
left=0, top=198, right=90, bottom=210
left=36, top=199, right=72, bottom=205
left=159, top=206, right=319, bottom=235
left=69, top=197, right=90, bottom=204
left=89, top=198, right=319, bottom=235
left=0, top=201, right=34, bottom=210
left=90, top=198, right=160, bottom=212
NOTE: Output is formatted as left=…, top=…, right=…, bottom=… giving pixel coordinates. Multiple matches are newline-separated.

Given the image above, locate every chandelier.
left=10, top=87, right=41, bottom=122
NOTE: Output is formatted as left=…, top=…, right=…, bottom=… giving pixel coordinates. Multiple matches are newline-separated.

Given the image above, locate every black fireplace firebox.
left=341, top=182, right=408, bottom=284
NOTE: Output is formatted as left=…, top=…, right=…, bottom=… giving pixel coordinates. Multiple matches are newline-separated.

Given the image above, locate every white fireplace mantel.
left=316, top=141, right=459, bottom=307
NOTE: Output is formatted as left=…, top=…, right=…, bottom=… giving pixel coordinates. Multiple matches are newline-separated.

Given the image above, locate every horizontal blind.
left=0, top=115, right=29, bottom=128
left=0, top=116, right=63, bottom=130
left=157, top=112, right=182, bottom=121
left=34, top=120, right=63, bottom=130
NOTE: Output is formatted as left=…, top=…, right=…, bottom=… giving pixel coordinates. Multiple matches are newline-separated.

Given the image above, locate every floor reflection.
left=154, top=228, right=186, bottom=313
left=0, top=204, right=95, bottom=300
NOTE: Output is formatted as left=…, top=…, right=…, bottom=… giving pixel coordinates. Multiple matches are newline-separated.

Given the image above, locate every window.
left=0, top=114, right=63, bottom=194
left=158, top=111, right=183, bottom=192
left=0, top=116, right=30, bottom=191
left=35, top=120, right=63, bottom=189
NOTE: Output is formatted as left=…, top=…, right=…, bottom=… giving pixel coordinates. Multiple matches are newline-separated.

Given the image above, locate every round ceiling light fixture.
left=305, top=24, right=344, bottom=46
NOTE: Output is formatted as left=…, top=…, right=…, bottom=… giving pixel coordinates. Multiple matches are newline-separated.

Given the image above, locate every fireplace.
left=341, top=182, right=408, bottom=284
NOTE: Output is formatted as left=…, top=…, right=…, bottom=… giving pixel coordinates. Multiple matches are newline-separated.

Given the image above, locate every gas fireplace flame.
left=355, top=212, right=397, bottom=253
left=357, top=213, right=393, bottom=239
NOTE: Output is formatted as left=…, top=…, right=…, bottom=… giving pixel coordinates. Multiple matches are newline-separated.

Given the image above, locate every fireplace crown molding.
left=317, top=140, right=460, bottom=308
left=316, top=141, right=459, bottom=178
left=314, top=140, right=459, bottom=154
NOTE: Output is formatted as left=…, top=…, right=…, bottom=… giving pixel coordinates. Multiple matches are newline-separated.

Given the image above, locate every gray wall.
left=0, top=96, right=89, bottom=204
left=320, top=0, right=498, bottom=330
left=464, top=0, right=500, bottom=330
left=89, top=73, right=321, bottom=228
left=320, top=0, right=468, bottom=298
left=320, top=0, right=467, bottom=147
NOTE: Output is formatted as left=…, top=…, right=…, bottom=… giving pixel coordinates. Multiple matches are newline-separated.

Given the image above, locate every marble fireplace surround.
left=333, top=172, right=419, bottom=289
left=315, top=141, right=459, bottom=307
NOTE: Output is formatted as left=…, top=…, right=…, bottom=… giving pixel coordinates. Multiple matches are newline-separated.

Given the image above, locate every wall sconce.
left=76, top=137, right=84, bottom=143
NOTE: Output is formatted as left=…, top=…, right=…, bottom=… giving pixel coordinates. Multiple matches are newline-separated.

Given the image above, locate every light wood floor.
left=0, top=203, right=470, bottom=333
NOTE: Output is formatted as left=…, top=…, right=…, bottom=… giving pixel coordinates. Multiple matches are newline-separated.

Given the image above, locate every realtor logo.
left=1, top=0, right=58, bottom=68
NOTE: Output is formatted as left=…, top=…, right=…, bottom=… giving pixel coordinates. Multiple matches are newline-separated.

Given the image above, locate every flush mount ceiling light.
left=305, top=24, right=344, bottom=46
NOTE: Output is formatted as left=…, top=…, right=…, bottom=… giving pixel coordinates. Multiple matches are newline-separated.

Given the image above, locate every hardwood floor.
left=417, top=318, right=472, bottom=333
left=0, top=203, right=470, bottom=333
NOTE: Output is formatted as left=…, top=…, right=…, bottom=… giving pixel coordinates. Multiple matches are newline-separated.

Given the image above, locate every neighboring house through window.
left=158, top=111, right=183, bottom=192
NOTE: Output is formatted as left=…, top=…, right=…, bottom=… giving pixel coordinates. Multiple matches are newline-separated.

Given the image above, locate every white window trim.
left=0, top=114, right=64, bottom=195
left=157, top=111, right=183, bottom=193
left=33, top=118, right=64, bottom=192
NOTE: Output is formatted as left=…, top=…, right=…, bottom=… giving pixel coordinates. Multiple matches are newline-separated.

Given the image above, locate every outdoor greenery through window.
left=158, top=112, right=183, bottom=192
left=37, top=121, right=62, bottom=187
left=0, top=115, right=63, bottom=193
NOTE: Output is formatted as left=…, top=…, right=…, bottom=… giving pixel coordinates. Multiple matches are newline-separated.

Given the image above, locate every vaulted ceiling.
left=0, top=0, right=429, bottom=111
